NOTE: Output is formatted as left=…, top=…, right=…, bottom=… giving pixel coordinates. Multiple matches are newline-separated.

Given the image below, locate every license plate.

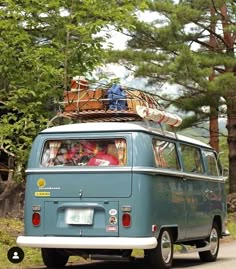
left=65, top=208, right=94, bottom=225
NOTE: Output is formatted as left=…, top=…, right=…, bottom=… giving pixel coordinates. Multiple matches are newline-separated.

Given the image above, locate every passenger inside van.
left=82, top=141, right=119, bottom=166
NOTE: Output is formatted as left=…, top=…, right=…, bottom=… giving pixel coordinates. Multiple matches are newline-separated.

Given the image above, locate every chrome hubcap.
left=161, top=231, right=172, bottom=263
left=210, top=227, right=218, bottom=255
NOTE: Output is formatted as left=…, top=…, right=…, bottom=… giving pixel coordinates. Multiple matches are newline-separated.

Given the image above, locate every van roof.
left=41, top=122, right=211, bottom=149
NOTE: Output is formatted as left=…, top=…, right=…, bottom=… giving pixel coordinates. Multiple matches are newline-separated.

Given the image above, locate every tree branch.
left=0, top=146, right=15, bottom=157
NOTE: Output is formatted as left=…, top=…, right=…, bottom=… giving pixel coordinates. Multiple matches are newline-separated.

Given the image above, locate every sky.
left=106, top=10, right=157, bottom=50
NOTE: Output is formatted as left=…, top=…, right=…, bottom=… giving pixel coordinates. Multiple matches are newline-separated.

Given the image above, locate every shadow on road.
left=47, top=257, right=203, bottom=269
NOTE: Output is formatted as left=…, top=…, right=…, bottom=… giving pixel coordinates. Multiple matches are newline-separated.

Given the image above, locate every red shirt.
left=87, top=152, right=119, bottom=166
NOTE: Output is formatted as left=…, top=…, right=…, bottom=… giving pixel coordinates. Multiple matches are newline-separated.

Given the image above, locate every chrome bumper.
left=17, top=236, right=157, bottom=249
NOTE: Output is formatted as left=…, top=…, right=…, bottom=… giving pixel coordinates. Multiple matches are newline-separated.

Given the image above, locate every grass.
left=0, top=217, right=41, bottom=269
left=227, top=213, right=236, bottom=238
left=1, top=213, right=236, bottom=268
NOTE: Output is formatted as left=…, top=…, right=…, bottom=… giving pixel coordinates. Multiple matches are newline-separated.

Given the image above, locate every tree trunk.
left=0, top=181, right=25, bottom=219
left=226, top=97, right=236, bottom=194
left=208, top=7, right=219, bottom=153
left=209, top=110, right=219, bottom=153
left=220, top=3, right=236, bottom=194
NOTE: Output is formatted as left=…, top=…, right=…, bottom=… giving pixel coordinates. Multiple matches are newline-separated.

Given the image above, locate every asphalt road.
left=19, top=239, right=236, bottom=269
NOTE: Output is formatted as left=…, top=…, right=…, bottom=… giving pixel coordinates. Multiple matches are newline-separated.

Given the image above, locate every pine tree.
left=108, top=0, right=236, bottom=193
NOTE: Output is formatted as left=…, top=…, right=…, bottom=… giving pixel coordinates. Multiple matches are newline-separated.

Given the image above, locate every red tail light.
left=32, top=212, right=41, bottom=226
left=122, top=213, right=131, bottom=228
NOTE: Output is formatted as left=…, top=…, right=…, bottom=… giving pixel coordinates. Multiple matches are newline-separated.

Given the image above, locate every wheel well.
left=171, top=227, right=178, bottom=242
left=159, top=227, right=178, bottom=242
left=213, top=215, right=222, bottom=233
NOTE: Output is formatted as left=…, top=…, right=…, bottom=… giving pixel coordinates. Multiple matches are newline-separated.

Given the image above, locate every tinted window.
left=180, top=144, right=204, bottom=173
left=202, top=150, right=219, bottom=176
left=41, top=139, right=127, bottom=167
left=153, top=139, right=180, bottom=170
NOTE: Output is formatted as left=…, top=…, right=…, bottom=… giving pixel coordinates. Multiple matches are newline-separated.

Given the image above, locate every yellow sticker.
left=37, top=178, right=46, bottom=188
left=35, top=192, right=50, bottom=197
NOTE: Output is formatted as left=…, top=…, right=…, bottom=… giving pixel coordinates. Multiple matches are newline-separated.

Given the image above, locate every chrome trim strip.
left=17, top=236, right=157, bottom=249
left=132, top=167, right=183, bottom=177
left=26, top=166, right=225, bottom=182
left=26, top=167, right=132, bottom=174
left=132, top=167, right=225, bottom=182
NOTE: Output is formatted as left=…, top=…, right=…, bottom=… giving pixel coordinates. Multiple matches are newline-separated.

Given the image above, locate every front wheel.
left=198, top=222, right=220, bottom=262
left=146, top=229, right=173, bottom=269
left=41, top=248, right=69, bottom=268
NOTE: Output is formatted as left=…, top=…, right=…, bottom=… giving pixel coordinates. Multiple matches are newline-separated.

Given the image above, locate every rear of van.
left=17, top=122, right=157, bottom=267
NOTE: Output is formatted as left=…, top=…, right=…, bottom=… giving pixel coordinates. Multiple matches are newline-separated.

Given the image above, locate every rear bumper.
left=17, top=236, right=157, bottom=249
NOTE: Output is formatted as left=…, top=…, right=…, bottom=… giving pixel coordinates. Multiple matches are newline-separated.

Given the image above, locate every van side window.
left=180, top=144, right=204, bottom=173
left=153, top=139, right=180, bottom=170
left=41, top=139, right=127, bottom=167
left=202, top=150, right=219, bottom=176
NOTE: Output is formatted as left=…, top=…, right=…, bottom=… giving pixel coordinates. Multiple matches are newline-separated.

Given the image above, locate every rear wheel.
left=198, top=222, right=220, bottom=262
left=41, top=248, right=69, bottom=268
left=146, top=229, right=173, bottom=269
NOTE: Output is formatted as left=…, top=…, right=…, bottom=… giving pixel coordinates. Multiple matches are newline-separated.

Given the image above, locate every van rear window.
left=41, top=139, right=127, bottom=167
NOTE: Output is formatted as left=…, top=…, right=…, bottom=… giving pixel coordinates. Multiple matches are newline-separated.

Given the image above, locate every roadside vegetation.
left=0, top=218, right=41, bottom=268
left=1, top=214, right=236, bottom=268
left=227, top=213, right=236, bottom=240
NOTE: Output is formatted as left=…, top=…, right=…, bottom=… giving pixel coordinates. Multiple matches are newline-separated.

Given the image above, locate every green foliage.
left=0, top=0, right=142, bottom=181
left=0, top=217, right=41, bottom=267
left=107, top=0, right=236, bottom=191
left=227, top=213, right=236, bottom=238
left=210, top=73, right=236, bottom=96
left=108, top=0, right=236, bottom=112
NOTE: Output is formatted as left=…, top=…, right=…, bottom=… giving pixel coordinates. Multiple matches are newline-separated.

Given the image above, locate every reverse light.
left=122, top=206, right=132, bottom=212
left=32, top=205, right=41, bottom=211
left=32, top=212, right=41, bottom=226
left=122, top=213, right=131, bottom=228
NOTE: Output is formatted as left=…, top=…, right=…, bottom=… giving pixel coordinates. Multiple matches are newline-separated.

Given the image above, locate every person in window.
left=85, top=142, right=119, bottom=166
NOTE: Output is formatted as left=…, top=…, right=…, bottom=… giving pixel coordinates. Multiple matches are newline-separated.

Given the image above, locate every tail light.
left=122, top=205, right=132, bottom=228
left=32, top=212, right=41, bottom=226
left=122, top=213, right=131, bottom=228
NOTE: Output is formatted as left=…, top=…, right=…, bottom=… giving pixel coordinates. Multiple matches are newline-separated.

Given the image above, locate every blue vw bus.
left=17, top=121, right=228, bottom=268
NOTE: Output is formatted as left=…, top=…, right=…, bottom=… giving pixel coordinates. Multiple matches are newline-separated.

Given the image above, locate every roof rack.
left=55, top=76, right=159, bottom=122
left=50, top=76, right=182, bottom=131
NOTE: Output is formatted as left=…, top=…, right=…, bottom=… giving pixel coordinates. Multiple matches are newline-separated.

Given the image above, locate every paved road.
left=21, top=239, right=236, bottom=269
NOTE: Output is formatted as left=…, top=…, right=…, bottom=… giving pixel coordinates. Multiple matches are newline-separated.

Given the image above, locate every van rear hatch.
left=27, top=135, right=132, bottom=236
left=27, top=169, right=132, bottom=237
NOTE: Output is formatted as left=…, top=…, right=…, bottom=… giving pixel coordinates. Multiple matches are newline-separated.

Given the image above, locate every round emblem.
left=109, top=216, right=117, bottom=225
left=109, top=209, right=117, bottom=216
left=37, top=178, right=46, bottom=188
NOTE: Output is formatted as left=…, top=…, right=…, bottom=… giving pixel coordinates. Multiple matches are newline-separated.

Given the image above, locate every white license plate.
left=65, top=208, right=94, bottom=225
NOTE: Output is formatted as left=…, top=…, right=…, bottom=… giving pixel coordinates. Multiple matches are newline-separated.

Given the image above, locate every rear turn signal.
left=122, top=213, right=131, bottom=228
left=32, top=212, right=41, bottom=226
